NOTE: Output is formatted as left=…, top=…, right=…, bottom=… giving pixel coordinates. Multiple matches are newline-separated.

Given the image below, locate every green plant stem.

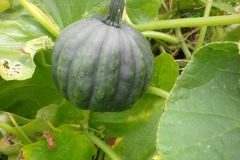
left=18, top=0, right=59, bottom=37
left=194, top=0, right=213, bottom=52
left=84, top=131, right=121, bottom=160
left=46, top=119, right=61, bottom=132
left=176, top=28, right=192, bottom=60
left=123, top=8, right=134, bottom=26
left=0, top=122, right=24, bottom=141
left=132, top=14, right=240, bottom=31
left=155, top=39, right=177, bottom=51
left=82, top=122, right=121, bottom=160
left=142, top=31, right=179, bottom=44
left=8, top=113, right=33, bottom=144
left=104, top=0, right=125, bottom=28
left=147, top=86, right=170, bottom=99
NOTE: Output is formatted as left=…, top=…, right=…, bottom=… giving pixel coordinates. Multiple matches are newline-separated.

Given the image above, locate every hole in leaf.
left=3, top=60, right=10, bottom=69
left=1, top=60, right=22, bottom=77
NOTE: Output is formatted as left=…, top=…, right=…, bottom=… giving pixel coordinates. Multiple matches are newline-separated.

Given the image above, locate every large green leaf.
left=126, top=0, right=162, bottom=24
left=157, top=42, right=240, bottom=160
left=22, top=129, right=96, bottom=160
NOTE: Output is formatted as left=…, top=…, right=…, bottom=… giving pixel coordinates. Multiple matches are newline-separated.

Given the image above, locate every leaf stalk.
left=194, top=0, right=213, bottom=52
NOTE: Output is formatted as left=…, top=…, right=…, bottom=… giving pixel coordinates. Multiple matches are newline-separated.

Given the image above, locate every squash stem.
left=104, top=0, right=126, bottom=28
left=147, top=86, right=170, bottom=99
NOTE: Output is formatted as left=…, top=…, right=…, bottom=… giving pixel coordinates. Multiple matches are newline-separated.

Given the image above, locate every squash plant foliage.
left=0, top=0, right=240, bottom=160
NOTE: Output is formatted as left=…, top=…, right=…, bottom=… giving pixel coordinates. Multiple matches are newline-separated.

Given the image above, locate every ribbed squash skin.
left=52, top=16, right=154, bottom=112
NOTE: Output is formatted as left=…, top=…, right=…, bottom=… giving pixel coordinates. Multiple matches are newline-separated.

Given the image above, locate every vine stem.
left=84, top=132, right=121, bottom=160
left=122, top=7, right=134, bottom=26
left=18, top=0, right=60, bottom=37
left=0, top=122, right=26, bottom=143
left=46, top=119, right=61, bottom=132
left=142, top=31, right=179, bottom=44
left=147, top=86, right=170, bottom=99
left=82, top=122, right=121, bottom=160
left=8, top=113, right=33, bottom=144
left=194, top=0, right=213, bottom=52
left=132, top=14, right=240, bottom=31
left=175, top=28, right=192, bottom=60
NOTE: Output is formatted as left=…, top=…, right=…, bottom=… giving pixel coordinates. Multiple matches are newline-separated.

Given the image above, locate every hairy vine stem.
left=142, top=31, right=179, bottom=44
left=147, top=86, right=170, bottom=99
left=82, top=122, right=121, bottom=160
left=176, top=28, right=192, bottom=60
left=0, top=122, right=25, bottom=143
left=132, top=14, right=240, bottom=31
left=194, top=0, right=213, bottom=52
left=8, top=113, right=33, bottom=144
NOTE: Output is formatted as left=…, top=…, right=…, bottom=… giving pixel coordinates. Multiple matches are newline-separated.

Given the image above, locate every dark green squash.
left=52, top=0, right=154, bottom=112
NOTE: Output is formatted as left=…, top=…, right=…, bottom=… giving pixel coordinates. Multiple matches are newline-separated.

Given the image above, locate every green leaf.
left=126, top=0, right=162, bottom=24
left=151, top=53, right=179, bottom=92
left=109, top=97, right=165, bottom=160
left=22, top=129, right=96, bottom=160
left=90, top=94, right=165, bottom=138
left=173, top=0, right=238, bottom=14
left=29, top=0, right=110, bottom=30
left=36, top=102, right=89, bottom=126
left=21, top=119, right=49, bottom=141
left=90, top=94, right=165, bottom=160
left=223, top=25, right=240, bottom=42
left=157, top=42, right=240, bottom=160
left=172, top=0, right=202, bottom=12
left=0, top=3, right=52, bottom=46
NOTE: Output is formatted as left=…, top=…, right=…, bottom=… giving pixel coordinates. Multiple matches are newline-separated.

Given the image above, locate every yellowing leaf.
left=0, top=36, right=53, bottom=80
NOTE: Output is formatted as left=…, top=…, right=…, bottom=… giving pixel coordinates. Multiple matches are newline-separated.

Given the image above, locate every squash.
left=52, top=0, right=154, bottom=112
